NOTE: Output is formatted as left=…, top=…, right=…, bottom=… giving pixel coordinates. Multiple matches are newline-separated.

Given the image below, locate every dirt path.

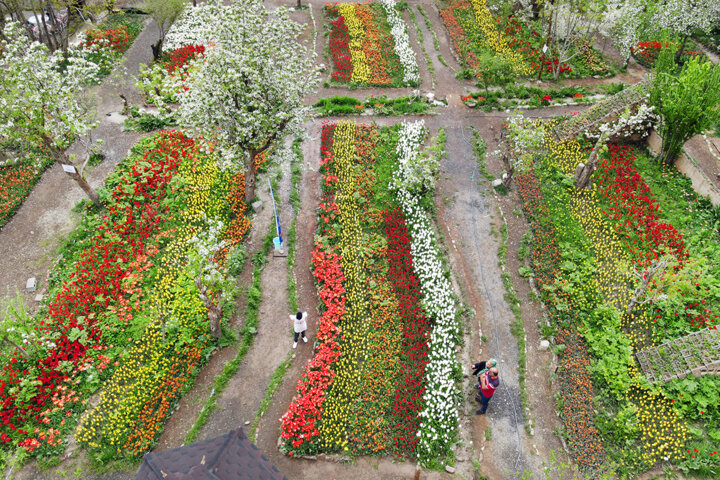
left=683, top=134, right=720, bottom=191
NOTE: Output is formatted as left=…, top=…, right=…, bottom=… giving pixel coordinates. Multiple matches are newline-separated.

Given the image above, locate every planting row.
left=279, top=120, right=459, bottom=468
left=326, top=1, right=419, bottom=87
left=514, top=122, right=720, bottom=477
left=0, top=130, right=250, bottom=464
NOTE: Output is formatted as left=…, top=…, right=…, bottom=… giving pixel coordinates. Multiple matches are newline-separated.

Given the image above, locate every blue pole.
left=268, top=179, right=282, bottom=244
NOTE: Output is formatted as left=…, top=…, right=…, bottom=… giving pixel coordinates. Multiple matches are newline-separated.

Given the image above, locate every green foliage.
left=313, top=95, right=435, bottom=117
left=226, top=245, right=248, bottom=277
left=650, top=55, right=720, bottom=163
left=476, top=52, right=514, bottom=96
left=471, top=128, right=493, bottom=181
left=124, top=106, right=176, bottom=132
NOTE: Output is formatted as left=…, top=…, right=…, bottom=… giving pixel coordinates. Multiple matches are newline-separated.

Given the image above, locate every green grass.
left=497, top=220, right=532, bottom=435
left=314, top=95, right=434, bottom=117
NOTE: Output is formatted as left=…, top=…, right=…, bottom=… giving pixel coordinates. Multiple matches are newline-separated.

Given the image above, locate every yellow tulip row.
left=337, top=4, right=371, bottom=84
left=469, top=0, right=532, bottom=75
left=318, top=121, right=367, bottom=450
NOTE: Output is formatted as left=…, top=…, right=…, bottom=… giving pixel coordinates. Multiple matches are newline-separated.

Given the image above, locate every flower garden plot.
left=439, top=0, right=614, bottom=82
left=280, top=121, right=459, bottom=467
left=0, top=130, right=249, bottom=463
left=325, top=1, right=419, bottom=87
left=515, top=128, right=720, bottom=477
left=80, top=13, right=145, bottom=78
left=0, top=146, right=54, bottom=229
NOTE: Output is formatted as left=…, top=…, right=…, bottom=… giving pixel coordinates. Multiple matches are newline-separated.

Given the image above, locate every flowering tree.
left=609, top=0, right=650, bottom=67
left=651, top=0, right=720, bottom=58
left=0, top=22, right=103, bottom=207
left=539, top=0, right=603, bottom=80
left=171, top=0, right=319, bottom=201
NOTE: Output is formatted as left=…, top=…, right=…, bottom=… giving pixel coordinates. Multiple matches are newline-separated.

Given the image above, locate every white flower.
left=392, top=121, right=460, bottom=465
left=380, top=0, right=419, bottom=85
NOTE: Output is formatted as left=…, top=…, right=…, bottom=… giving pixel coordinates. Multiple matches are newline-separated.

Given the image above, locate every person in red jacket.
left=476, top=367, right=499, bottom=415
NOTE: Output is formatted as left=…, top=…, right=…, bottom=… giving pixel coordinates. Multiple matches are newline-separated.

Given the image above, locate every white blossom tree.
left=0, top=22, right=103, bottom=207
left=541, top=0, right=602, bottom=80
left=651, top=0, right=720, bottom=58
left=609, top=0, right=650, bottom=68
left=170, top=0, right=319, bottom=202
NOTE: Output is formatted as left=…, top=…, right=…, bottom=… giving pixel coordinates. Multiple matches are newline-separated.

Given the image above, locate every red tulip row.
left=280, top=126, right=346, bottom=454
left=382, top=208, right=430, bottom=456
left=161, top=45, right=206, bottom=75
left=439, top=1, right=481, bottom=79
left=596, top=144, right=686, bottom=266
left=328, top=13, right=353, bottom=82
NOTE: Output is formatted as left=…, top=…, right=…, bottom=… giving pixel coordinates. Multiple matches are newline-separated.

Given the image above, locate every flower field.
left=0, top=147, right=54, bottom=229
left=515, top=124, right=720, bottom=477
left=0, top=130, right=249, bottom=463
left=279, top=121, right=459, bottom=467
left=326, top=1, right=419, bottom=87
left=440, top=0, right=614, bottom=81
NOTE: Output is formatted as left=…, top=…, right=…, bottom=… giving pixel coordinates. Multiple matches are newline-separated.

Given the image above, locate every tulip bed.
left=280, top=121, right=459, bottom=468
left=81, top=13, right=145, bottom=78
left=516, top=125, right=720, bottom=477
left=0, top=146, right=55, bottom=229
left=440, top=0, right=614, bottom=82
left=325, top=1, right=419, bottom=87
left=0, top=130, right=249, bottom=465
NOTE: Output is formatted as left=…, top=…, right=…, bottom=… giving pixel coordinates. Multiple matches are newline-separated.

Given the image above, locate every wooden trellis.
left=554, top=81, right=651, bottom=142
left=635, top=327, right=720, bottom=384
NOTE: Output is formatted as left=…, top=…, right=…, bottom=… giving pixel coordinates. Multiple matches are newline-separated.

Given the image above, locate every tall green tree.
left=650, top=53, right=720, bottom=164
left=144, top=0, right=187, bottom=60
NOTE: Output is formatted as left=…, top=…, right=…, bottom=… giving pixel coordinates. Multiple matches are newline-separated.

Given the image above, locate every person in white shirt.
left=290, top=311, right=308, bottom=349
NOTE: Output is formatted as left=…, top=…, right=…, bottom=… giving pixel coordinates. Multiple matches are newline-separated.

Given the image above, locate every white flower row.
left=392, top=121, right=459, bottom=465
left=380, top=0, right=419, bottom=85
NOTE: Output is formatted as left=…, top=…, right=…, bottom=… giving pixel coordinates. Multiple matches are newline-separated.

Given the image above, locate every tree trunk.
left=1, top=337, right=28, bottom=358
left=296, top=0, right=302, bottom=7
left=245, top=150, right=258, bottom=203
left=66, top=167, right=102, bottom=207
left=574, top=132, right=607, bottom=189
left=195, top=277, right=222, bottom=338
left=675, top=35, right=689, bottom=62
left=41, top=134, right=102, bottom=208
left=151, top=40, right=163, bottom=60
left=660, top=132, right=683, bottom=164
